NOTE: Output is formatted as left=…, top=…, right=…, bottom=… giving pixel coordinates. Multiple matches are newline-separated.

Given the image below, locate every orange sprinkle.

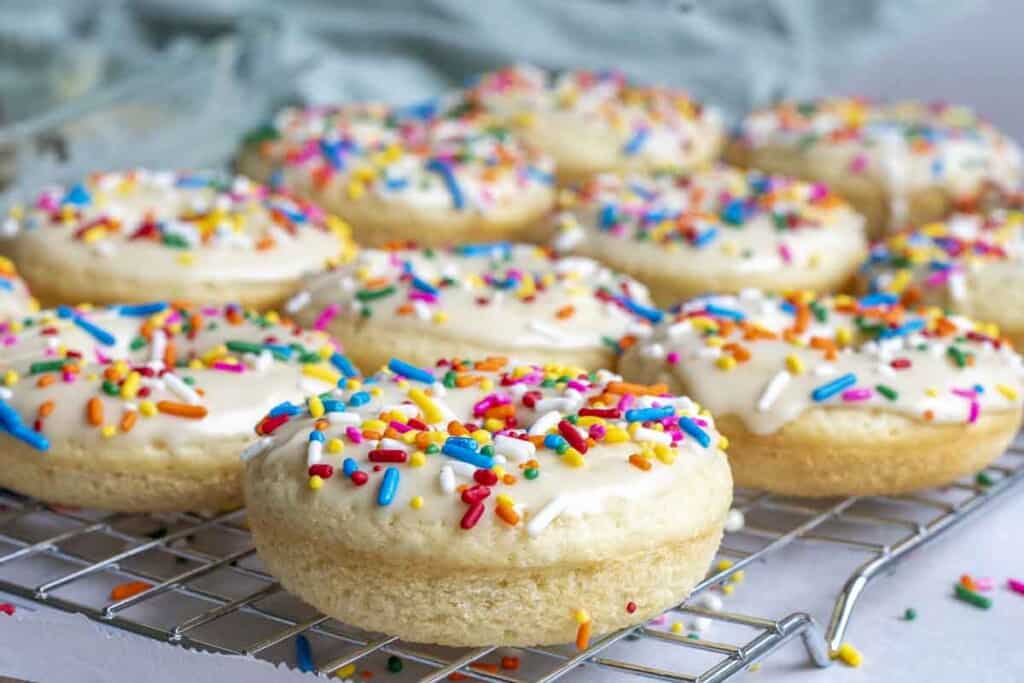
left=469, top=662, right=499, bottom=674
left=415, top=432, right=433, bottom=449
left=496, top=503, right=520, bottom=526
left=501, top=473, right=517, bottom=485
left=722, top=342, right=751, bottom=363
left=36, top=374, right=56, bottom=388
left=315, top=419, right=329, bottom=431
left=448, top=421, right=469, bottom=436
left=717, top=319, right=736, bottom=338
left=87, top=397, right=104, bottom=426
left=576, top=620, right=592, bottom=650
left=742, top=322, right=778, bottom=341
left=556, top=305, right=576, bottom=320
left=255, top=236, right=276, bottom=251
left=110, top=580, right=151, bottom=601
left=923, top=409, right=935, bottom=421
left=362, top=429, right=382, bottom=441
left=103, top=366, right=123, bottom=382
left=606, top=381, right=667, bottom=396
left=484, top=404, right=515, bottom=419
left=935, top=318, right=957, bottom=337
left=618, top=335, right=638, bottom=351
left=162, top=341, right=176, bottom=368
left=809, top=336, right=838, bottom=361
left=156, top=401, right=208, bottom=419
left=629, top=453, right=652, bottom=471
left=501, top=656, right=520, bottom=671
left=473, top=356, right=508, bottom=372
left=120, top=410, right=138, bottom=433
left=37, top=401, right=55, bottom=419
left=225, top=308, right=244, bottom=325
left=960, top=574, right=977, bottom=591
left=454, top=374, right=479, bottom=388
left=447, top=674, right=467, bottom=681
left=396, top=302, right=415, bottom=316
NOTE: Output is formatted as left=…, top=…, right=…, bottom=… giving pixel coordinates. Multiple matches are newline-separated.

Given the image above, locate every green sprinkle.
left=687, top=633, right=700, bottom=640
left=226, top=340, right=263, bottom=355
left=359, top=307, right=372, bottom=318
left=541, top=378, right=556, bottom=388
left=386, top=656, right=403, bottom=673
left=480, top=445, right=494, bottom=457
left=425, top=444, right=440, bottom=455
left=903, top=608, right=917, bottom=621
left=442, top=370, right=457, bottom=389
left=183, top=376, right=195, bottom=385
left=356, top=286, right=396, bottom=302
left=947, top=346, right=967, bottom=368
left=524, top=467, right=539, bottom=480
left=954, top=583, right=991, bottom=609
left=810, top=302, right=827, bottom=323
left=161, top=234, right=190, bottom=249
left=875, top=384, right=899, bottom=401
left=129, top=336, right=147, bottom=351
left=102, top=380, right=120, bottom=396
left=29, top=360, right=67, bottom=375
left=976, top=471, right=996, bottom=487
left=242, top=124, right=279, bottom=144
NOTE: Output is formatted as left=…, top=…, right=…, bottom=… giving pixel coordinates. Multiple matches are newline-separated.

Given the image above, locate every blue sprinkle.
left=626, top=406, right=674, bottom=422
left=543, top=433, right=567, bottom=450
left=72, top=316, right=116, bottom=346
left=330, top=352, right=359, bottom=378
left=295, top=634, right=314, bottom=673
left=705, top=304, right=746, bottom=321
left=269, top=169, right=285, bottom=189
left=0, top=280, right=13, bottom=292
left=623, top=128, right=649, bottom=155
left=446, top=436, right=478, bottom=452
left=599, top=205, right=619, bottom=229
left=878, top=318, right=925, bottom=339
left=387, top=358, right=435, bottom=384
left=811, top=373, right=857, bottom=402
left=858, top=293, right=898, bottom=307
left=321, top=399, right=346, bottom=413
left=62, top=183, right=92, bottom=206
left=342, top=457, right=358, bottom=477
left=720, top=199, right=746, bottom=225
left=378, top=466, right=400, bottom=506
left=780, top=301, right=797, bottom=314
left=384, top=176, right=408, bottom=190
left=56, top=305, right=75, bottom=319
left=693, top=227, right=718, bottom=247
left=396, top=99, right=439, bottom=120
left=425, top=158, right=465, bottom=210
left=5, top=423, right=49, bottom=451
left=263, top=344, right=294, bottom=360
left=455, top=242, right=511, bottom=258
left=348, top=391, right=371, bottom=407
left=269, top=402, right=300, bottom=417
left=441, top=441, right=494, bottom=469
left=677, top=416, right=711, bottom=448
left=526, top=166, right=554, bottom=185
left=319, top=140, right=346, bottom=170
left=308, top=430, right=325, bottom=443
left=174, top=175, right=210, bottom=189
left=618, top=297, right=664, bottom=324
left=117, top=302, right=169, bottom=316
left=0, top=400, right=23, bottom=430
left=410, top=274, right=438, bottom=295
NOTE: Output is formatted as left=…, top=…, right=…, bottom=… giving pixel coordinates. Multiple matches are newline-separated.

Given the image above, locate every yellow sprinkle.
left=835, top=643, right=863, bottom=668
left=263, top=311, right=280, bottom=324
left=120, top=371, right=141, bottom=399
left=704, top=336, right=725, bottom=348
left=362, top=419, right=386, bottom=432
left=336, top=664, right=356, bottom=678
left=671, top=622, right=684, bottom=634
left=139, top=400, right=156, bottom=417
left=344, top=378, right=362, bottom=391
left=410, top=495, right=424, bottom=509
left=604, top=427, right=629, bottom=443
left=785, top=354, right=805, bottom=375
left=574, top=609, right=590, bottom=624
left=177, top=253, right=195, bottom=267
left=722, top=584, right=735, bottom=595
left=716, top=355, right=736, bottom=371
left=303, top=365, right=341, bottom=386
left=716, top=559, right=734, bottom=572
left=835, top=327, right=852, bottom=347
left=471, top=430, right=491, bottom=445
left=401, top=432, right=416, bottom=444
left=926, top=387, right=939, bottom=397
left=308, top=475, right=323, bottom=490
left=730, top=570, right=745, bottom=583
left=101, top=425, right=116, bottom=439
left=346, top=180, right=365, bottom=200
left=654, top=444, right=676, bottom=465
left=432, top=311, right=448, bottom=324
left=496, top=493, right=514, bottom=507
left=997, top=384, right=1019, bottom=401
left=408, top=388, right=443, bottom=424
left=327, top=438, right=344, bottom=453
left=188, top=359, right=203, bottom=370
left=318, top=344, right=334, bottom=359
left=492, top=465, right=506, bottom=478
left=717, top=436, right=729, bottom=450
left=483, top=418, right=504, bottom=432
left=3, top=370, right=18, bottom=386
left=480, top=378, right=494, bottom=391
left=306, top=396, right=324, bottom=419
left=409, top=451, right=426, bottom=467
left=563, top=449, right=585, bottom=467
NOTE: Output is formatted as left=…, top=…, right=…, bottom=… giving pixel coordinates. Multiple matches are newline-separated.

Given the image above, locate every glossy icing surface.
left=622, top=290, right=1024, bottom=434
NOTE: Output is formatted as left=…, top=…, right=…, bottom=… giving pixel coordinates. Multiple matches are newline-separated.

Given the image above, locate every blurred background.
left=0, top=0, right=1017, bottom=195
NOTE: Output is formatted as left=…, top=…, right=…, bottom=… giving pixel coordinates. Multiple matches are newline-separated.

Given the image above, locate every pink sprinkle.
left=313, top=304, right=340, bottom=331
left=666, top=351, right=680, bottom=365
left=388, top=420, right=412, bottom=433
left=925, top=268, right=955, bottom=287
left=472, top=394, right=502, bottom=416
left=973, top=577, right=995, bottom=592
left=841, top=388, right=873, bottom=402
left=2, top=336, right=15, bottom=346
left=616, top=393, right=636, bottom=411
left=650, top=614, right=667, bottom=626
left=849, top=154, right=868, bottom=173
left=778, top=243, right=792, bottom=264
left=567, top=380, right=588, bottom=393
left=212, top=361, right=245, bottom=373
left=952, top=388, right=977, bottom=399
left=62, top=370, right=76, bottom=383
left=1008, top=578, right=1024, bottom=595
left=808, top=183, right=829, bottom=201
left=967, top=400, right=980, bottom=424
left=345, top=426, right=363, bottom=443
left=409, top=291, right=437, bottom=303
left=588, top=424, right=606, bottom=440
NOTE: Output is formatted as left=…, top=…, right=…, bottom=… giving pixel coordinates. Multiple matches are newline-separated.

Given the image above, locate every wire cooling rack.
left=1, top=434, right=1022, bottom=682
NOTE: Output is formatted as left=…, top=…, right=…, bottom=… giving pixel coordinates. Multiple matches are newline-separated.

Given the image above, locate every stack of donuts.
left=1, top=65, right=1022, bottom=650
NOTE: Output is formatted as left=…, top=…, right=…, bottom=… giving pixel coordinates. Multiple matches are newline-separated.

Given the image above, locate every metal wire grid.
left=0, top=435, right=1022, bottom=682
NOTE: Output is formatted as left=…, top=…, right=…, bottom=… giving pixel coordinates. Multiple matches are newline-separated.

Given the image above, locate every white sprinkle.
left=450, top=461, right=477, bottom=478
left=439, top=465, right=456, bottom=494
left=378, top=438, right=409, bottom=452
left=285, top=290, right=311, bottom=313
left=697, top=592, right=724, bottom=611
left=756, top=372, right=790, bottom=413
left=163, top=372, right=201, bottom=405
left=527, top=495, right=569, bottom=536
left=240, top=437, right=274, bottom=462
left=327, top=411, right=361, bottom=426
left=552, top=223, right=585, bottom=252
left=413, top=301, right=431, bottom=320
left=529, top=409, right=562, bottom=436
left=0, top=388, right=12, bottom=400
left=255, top=349, right=273, bottom=373
left=494, top=435, right=535, bottom=463
left=667, top=321, right=694, bottom=339
left=693, top=616, right=713, bottom=633
left=149, top=330, right=167, bottom=367
left=724, top=508, right=746, bottom=533
left=949, top=272, right=967, bottom=302
left=632, top=426, right=672, bottom=445
left=0, top=217, right=20, bottom=238
left=813, top=364, right=835, bottom=377
left=306, top=439, right=323, bottom=466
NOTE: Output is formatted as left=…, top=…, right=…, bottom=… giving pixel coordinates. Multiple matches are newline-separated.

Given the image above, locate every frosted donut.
left=466, top=65, right=724, bottom=185
left=619, top=290, right=1024, bottom=496
left=243, top=356, right=732, bottom=646
left=0, top=302, right=357, bottom=511
left=548, top=167, right=867, bottom=306
left=236, top=103, right=556, bottom=247
left=859, top=210, right=1024, bottom=347
left=285, top=242, right=660, bottom=373
left=727, top=98, right=1022, bottom=238
left=0, top=169, right=351, bottom=309
left=0, top=256, right=38, bottom=320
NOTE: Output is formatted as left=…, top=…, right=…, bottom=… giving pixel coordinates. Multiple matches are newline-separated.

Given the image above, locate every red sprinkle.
left=558, top=420, right=588, bottom=454
left=626, top=601, right=637, bottom=613
left=350, top=471, right=369, bottom=486
left=0, top=603, right=14, bottom=616
left=578, top=408, right=621, bottom=418
left=461, top=484, right=491, bottom=505
left=368, top=449, right=407, bottom=463
left=257, top=413, right=290, bottom=435
left=473, top=469, right=498, bottom=486
left=891, top=358, right=912, bottom=370
left=460, top=501, right=486, bottom=529
left=308, top=464, right=334, bottom=479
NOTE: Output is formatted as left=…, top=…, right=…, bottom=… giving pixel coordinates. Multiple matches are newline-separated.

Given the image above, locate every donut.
left=0, top=169, right=351, bottom=308
left=243, top=355, right=732, bottom=646
left=466, top=64, right=724, bottom=185
left=236, top=103, right=556, bottom=247
left=285, top=242, right=660, bottom=373
left=726, top=98, right=1022, bottom=238
left=548, top=167, right=867, bottom=306
left=619, top=290, right=1024, bottom=496
left=0, top=302, right=357, bottom=511
left=0, top=256, right=38, bottom=320
left=859, top=210, right=1024, bottom=347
